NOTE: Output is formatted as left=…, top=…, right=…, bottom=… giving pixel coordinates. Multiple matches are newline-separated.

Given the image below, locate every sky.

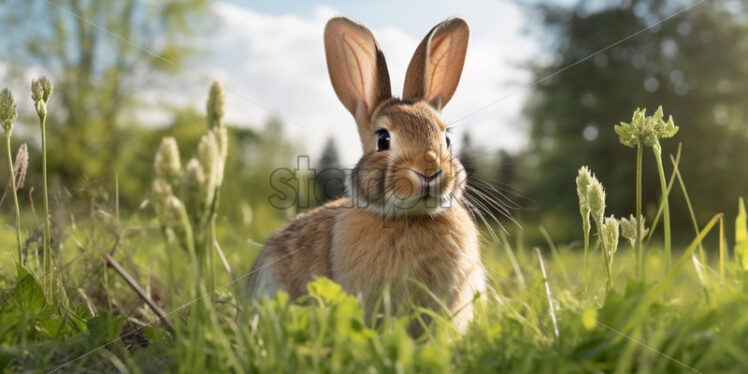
left=198, top=0, right=541, bottom=166
left=0, top=0, right=542, bottom=167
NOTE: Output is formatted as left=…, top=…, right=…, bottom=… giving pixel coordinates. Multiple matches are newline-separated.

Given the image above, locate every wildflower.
left=601, top=215, right=619, bottom=264
left=206, top=81, right=225, bottom=130
left=154, top=137, right=182, bottom=183
left=213, top=127, right=228, bottom=184
left=12, top=144, right=28, bottom=190
left=31, top=76, right=54, bottom=118
left=576, top=166, right=592, bottom=219
left=736, top=197, right=748, bottom=271
left=182, top=158, right=206, bottom=222
left=587, top=177, right=606, bottom=233
left=0, top=88, right=17, bottom=134
left=164, top=195, right=194, bottom=252
left=620, top=214, right=648, bottom=248
left=198, top=132, right=220, bottom=208
left=0, top=89, right=22, bottom=260
left=151, top=178, right=173, bottom=219
left=614, top=106, right=678, bottom=148
left=31, top=75, right=53, bottom=103
left=577, top=166, right=593, bottom=277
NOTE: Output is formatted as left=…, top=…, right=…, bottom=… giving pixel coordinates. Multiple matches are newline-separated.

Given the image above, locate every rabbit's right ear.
left=324, top=17, right=392, bottom=120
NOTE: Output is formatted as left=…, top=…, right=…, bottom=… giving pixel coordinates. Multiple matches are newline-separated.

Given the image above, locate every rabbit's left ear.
left=402, top=18, right=469, bottom=111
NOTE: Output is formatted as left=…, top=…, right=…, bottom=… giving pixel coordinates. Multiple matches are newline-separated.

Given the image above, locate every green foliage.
left=86, top=311, right=126, bottom=346
left=520, top=0, right=748, bottom=243
left=736, top=197, right=748, bottom=271
left=0, top=0, right=211, bottom=186
left=13, top=263, right=45, bottom=314
left=0, top=8, right=746, bottom=370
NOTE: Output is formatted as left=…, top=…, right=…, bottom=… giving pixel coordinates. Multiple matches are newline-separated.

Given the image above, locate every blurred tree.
left=459, top=132, right=477, bottom=183
left=520, top=0, right=748, bottom=243
left=496, top=150, right=516, bottom=189
left=0, top=0, right=211, bottom=185
left=314, top=137, right=345, bottom=205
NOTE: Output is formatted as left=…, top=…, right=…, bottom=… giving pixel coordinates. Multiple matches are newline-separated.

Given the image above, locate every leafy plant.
left=615, top=106, right=678, bottom=278
left=0, top=89, right=22, bottom=262
left=736, top=197, right=748, bottom=272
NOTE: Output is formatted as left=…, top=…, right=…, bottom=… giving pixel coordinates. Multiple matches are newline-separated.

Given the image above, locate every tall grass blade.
left=668, top=149, right=709, bottom=303
left=535, top=247, right=559, bottom=339
left=618, top=213, right=722, bottom=340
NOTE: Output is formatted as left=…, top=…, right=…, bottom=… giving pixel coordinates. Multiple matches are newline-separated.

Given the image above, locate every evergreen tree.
left=459, top=132, right=477, bottom=184
left=315, top=137, right=345, bottom=205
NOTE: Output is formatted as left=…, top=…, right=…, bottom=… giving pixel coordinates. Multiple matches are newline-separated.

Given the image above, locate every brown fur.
left=248, top=16, right=485, bottom=331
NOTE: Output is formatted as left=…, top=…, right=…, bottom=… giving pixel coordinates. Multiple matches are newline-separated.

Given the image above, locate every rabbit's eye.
left=446, top=135, right=452, bottom=149
left=377, top=130, right=390, bottom=151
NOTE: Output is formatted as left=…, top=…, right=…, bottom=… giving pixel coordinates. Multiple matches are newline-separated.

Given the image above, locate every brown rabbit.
left=248, top=16, right=486, bottom=331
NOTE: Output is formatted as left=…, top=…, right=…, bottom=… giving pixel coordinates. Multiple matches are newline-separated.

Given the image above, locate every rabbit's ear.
left=403, top=18, right=469, bottom=111
left=324, top=17, right=392, bottom=119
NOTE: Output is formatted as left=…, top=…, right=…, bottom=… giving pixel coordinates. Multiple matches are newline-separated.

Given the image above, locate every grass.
left=0, top=82, right=747, bottom=373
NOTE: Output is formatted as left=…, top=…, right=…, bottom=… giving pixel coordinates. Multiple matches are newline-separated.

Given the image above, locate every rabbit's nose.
left=424, top=150, right=438, bottom=163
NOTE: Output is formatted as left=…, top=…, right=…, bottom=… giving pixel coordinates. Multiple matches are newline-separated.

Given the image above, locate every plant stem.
left=635, top=144, right=643, bottom=281
left=653, top=142, right=671, bottom=273
left=600, top=241, right=613, bottom=293
left=208, top=186, right=222, bottom=296
left=6, top=134, right=22, bottom=263
left=535, top=248, right=559, bottom=339
left=582, top=219, right=590, bottom=291
left=40, top=110, right=53, bottom=301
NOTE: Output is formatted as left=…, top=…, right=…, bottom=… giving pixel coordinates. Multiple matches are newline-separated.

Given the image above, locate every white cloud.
left=194, top=1, right=537, bottom=166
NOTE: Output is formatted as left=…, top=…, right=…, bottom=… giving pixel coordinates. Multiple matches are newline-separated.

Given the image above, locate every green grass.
left=0, top=82, right=746, bottom=373
left=1, top=209, right=746, bottom=373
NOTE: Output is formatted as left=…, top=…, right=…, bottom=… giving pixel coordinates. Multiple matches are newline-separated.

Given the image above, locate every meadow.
left=0, top=79, right=747, bottom=374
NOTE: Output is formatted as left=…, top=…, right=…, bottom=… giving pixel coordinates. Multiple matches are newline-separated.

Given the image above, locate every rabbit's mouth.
left=381, top=184, right=458, bottom=216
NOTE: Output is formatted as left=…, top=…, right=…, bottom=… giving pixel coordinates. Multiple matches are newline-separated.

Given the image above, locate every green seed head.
left=206, top=81, right=225, bottom=130
left=182, top=158, right=206, bottom=222
left=31, top=75, right=53, bottom=104
left=13, top=143, right=29, bottom=189
left=164, top=195, right=192, bottom=251
left=587, top=177, right=606, bottom=232
left=619, top=214, right=648, bottom=247
left=198, top=132, right=220, bottom=206
left=0, top=89, right=18, bottom=134
left=576, top=166, right=593, bottom=236
left=151, top=178, right=173, bottom=220
left=615, top=106, right=678, bottom=148
left=576, top=166, right=592, bottom=211
left=214, top=126, right=228, bottom=162
left=154, top=137, right=182, bottom=183
left=602, top=215, right=620, bottom=263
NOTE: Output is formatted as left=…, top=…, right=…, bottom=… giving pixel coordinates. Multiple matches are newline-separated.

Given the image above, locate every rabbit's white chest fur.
left=331, top=205, right=486, bottom=328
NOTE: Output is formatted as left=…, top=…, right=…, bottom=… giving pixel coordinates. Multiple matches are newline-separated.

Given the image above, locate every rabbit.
left=248, top=16, right=486, bottom=332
